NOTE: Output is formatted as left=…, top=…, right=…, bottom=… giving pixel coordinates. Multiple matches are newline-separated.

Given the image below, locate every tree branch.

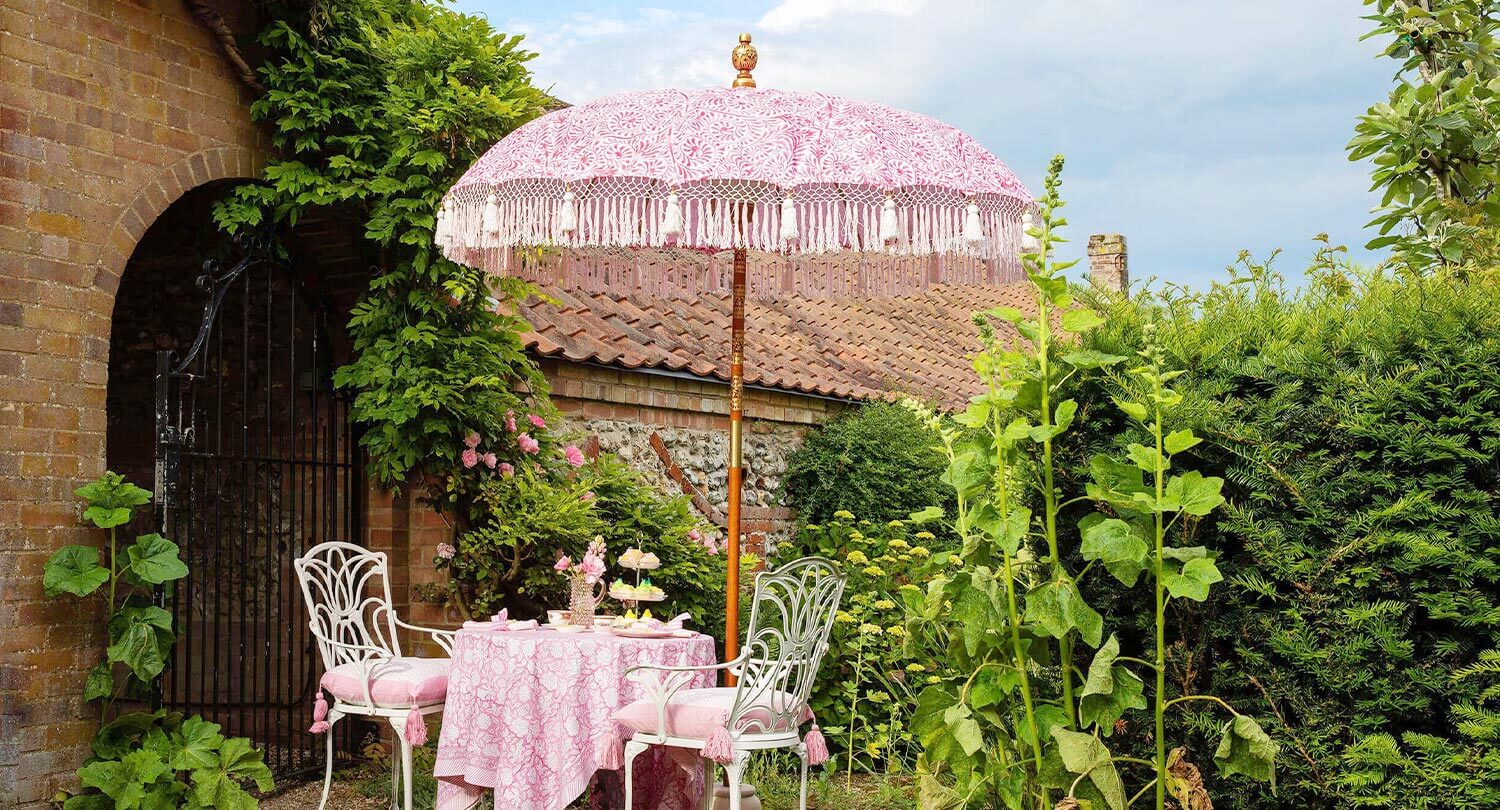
left=184, top=0, right=265, bottom=94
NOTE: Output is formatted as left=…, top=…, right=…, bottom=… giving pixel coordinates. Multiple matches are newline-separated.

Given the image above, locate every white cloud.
left=759, top=0, right=923, bottom=33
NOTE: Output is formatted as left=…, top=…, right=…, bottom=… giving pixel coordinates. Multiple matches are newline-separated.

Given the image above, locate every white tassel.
left=964, top=200, right=983, bottom=246
left=780, top=195, right=798, bottom=244
left=879, top=195, right=899, bottom=245
left=435, top=201, right=450, bottom=245
left=661, top=190, right=683, bottom=241
left=482, top=193, right=500, bottom=239
left=557, top=189, right=577, bottom=236
left=1020, top=211, right=1041, bottom=253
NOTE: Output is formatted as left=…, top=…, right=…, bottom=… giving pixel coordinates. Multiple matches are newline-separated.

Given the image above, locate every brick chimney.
left=1087, top=234, right=1129, bottom=293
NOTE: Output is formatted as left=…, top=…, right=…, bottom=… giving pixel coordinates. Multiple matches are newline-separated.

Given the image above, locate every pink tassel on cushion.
left=702, top=722, right=735, bottom=765
left=308, top=690, right=330, bottom=734
left=803, top=724, right=830, bottom=766
left=405, top=704, right=428, bottom=746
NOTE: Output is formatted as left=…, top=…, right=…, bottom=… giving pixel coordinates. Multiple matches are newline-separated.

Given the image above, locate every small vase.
left=568, top=577, right=599, bottom=628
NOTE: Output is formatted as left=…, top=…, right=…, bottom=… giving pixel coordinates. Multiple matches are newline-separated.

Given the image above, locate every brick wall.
left=0, top=1, right=266, bottom=804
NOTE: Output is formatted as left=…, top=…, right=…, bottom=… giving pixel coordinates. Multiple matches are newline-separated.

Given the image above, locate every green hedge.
left=1069, top=262, right=1500, bottom=808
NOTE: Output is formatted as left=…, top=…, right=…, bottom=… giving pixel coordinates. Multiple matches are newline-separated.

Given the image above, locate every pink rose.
left=580, top=553, right=606, bottom=584
left=464, top=431, right=481, bottom=449
left=499, top=462, right=515, bottom=477
left=554, top=555, right=572, bottom=571
left=482, top=452, right=497, bottom=469
left=581, top=490, right=596, bottom=503
left=435, top=542, right=456, bottom=560
left=688, top=529, right=702, bottom=543
left=564, top=445, right=586, bottom=467
left=505, top=411, right=517, bottom=432
left=518, top=434, right=540, bottom=454
left=461, top=448, right=478, bottom=468
left=528, top=413, right=547, bottom=429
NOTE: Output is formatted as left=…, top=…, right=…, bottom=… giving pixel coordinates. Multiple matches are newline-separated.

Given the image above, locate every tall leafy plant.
left=909, top=158, right=1275, bottom=810
left=45, top=472, right=273, bottom=808
left=1349, top=0, right=1500, bottom=269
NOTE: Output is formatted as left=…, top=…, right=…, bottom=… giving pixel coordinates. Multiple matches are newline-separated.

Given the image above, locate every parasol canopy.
left=437, top=34, right=1033, bottom=668
left=437, top=88, right=1033, bottom=298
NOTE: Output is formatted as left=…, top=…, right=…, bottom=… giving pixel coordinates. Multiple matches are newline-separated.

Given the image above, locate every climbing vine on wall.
left=214, top=0, right=553, bottom=484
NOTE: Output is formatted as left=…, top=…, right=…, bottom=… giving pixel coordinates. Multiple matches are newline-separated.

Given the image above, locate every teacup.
left=547, top=609, right=568, bottom=626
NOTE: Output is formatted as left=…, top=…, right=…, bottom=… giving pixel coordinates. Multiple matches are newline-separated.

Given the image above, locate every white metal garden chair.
left=294, top=541, right=455, bottom=810
left=616, top=557, right=847, bottom=810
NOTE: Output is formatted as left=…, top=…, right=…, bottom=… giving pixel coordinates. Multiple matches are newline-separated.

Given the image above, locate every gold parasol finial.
left=731, top=33, right=757, bottom=88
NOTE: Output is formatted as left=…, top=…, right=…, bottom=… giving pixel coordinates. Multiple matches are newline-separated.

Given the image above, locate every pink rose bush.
left=564, top=445, right=586, bottom=467
left=461, top=448, right=479, bottom=468
left=436, top=542, right=456, bottom=560
left=517, top=434, right=540, bottom=454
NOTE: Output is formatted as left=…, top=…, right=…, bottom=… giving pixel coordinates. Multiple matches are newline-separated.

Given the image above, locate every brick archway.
left=91, top=144, right=262, bottom=299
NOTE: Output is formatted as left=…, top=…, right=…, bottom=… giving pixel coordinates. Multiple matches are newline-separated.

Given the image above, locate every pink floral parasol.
left=437, top=86, right=1033, bottom=298
left=437, top=34, right=1034, bottom=669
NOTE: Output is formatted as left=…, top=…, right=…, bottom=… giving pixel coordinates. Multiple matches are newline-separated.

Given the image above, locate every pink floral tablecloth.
left=435, top=626, right=717, bottom=810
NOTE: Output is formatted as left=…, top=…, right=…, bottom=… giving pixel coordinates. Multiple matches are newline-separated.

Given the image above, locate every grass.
left=263, top=744, right=916, bottom=809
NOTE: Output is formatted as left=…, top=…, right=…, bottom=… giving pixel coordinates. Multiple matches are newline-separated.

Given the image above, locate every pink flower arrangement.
left=482, top=452, right=497, bottom=469
left=517, top=434, right=540, bottom=454
left=499, top=462, right=515, bottom=477
left=461, top=448, right=479, bottom=468
left=436, top=542, right=456, bottom=560
left=528, top=413, right=547, bottom=429
left=556, top=537, right=608, bottom=584
left=564, top=445, right=586, bottom=467
left=464, top=432, right=481, bottom=449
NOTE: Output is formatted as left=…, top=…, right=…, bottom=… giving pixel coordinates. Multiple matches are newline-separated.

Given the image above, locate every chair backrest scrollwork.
left=293, top=541, right=402, bottom=671
left=728, top=556, right=846, bottom=735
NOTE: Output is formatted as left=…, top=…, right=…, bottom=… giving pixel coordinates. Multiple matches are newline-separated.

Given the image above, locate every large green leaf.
left=84, top=660, right=114, bottom=703
left=1163, top=428, right=1202, bottom=455
left=1024, top=580, right=1104, bottom=646
left=1079, top=517, right=1148, bottom=586
left=1126, top=443, right=1165, bottom=473
left=1061, top=308, right=1106, bottom=333
left=92, top=711, right=166, bottom=760
left=172, top=716, right=224, bottom=771
left=943, top=703, right=985, bottom=757
left=106, top=606, right=174, bottom=682
left=951, top=573, right=997, bottom=656
left=125, top=534, right=189, bottom=586
left=78, top=749, right=169, bottom=807
left=43, top=545, right=110, bottom=597
left=1050, top=728, right=1127, bottom=810
left=1214, top=714, right=1278, bottom=784
left=1079, top=636, right=1147, bottom=734
left=1163, top=557, right=1224, bottom=602
left=1160, top=471, right=1225, bottom=516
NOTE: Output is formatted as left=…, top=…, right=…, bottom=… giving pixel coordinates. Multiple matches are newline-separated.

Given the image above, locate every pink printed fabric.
left=320, top=657, right=449, bottom=708
left=438, top=87, right=1035, bottom=298
left=454, top=87, right=1029, bottom=200
left=434, top=627, right=717, bottom=810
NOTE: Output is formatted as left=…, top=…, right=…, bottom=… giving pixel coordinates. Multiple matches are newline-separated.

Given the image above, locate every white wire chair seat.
left=618, top=556, right=846, bottom=810
left=294, top=541, right=456, bottom=810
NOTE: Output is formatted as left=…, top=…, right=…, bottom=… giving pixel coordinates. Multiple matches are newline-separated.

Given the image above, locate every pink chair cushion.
left=320, top=657, right=449, bottom=708
left=613, top=687, right=812, bottom=740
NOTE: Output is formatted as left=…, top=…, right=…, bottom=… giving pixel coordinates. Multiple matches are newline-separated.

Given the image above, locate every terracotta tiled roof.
left=519, top=283, right=1036, bottom=410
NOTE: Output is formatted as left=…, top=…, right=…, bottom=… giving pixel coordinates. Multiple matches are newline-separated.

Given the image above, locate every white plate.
left=551, top=624, right=585, bottom=633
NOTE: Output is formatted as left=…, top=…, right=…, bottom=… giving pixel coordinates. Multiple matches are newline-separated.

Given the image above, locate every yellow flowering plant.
left=774, top=512, right=954, bottom=777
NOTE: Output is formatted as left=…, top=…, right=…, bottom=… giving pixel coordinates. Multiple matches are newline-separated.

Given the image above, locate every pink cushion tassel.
left=405, top=703, right=428, bottom=747
left=308, top=690, right=330, bottom=734
left=803, top=723, right=829, bottom=766
left=701, top=721, right=735, bottom=765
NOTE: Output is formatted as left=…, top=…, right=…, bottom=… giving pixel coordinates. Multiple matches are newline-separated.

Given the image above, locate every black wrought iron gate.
left=154, top=230, right=361, bottom=780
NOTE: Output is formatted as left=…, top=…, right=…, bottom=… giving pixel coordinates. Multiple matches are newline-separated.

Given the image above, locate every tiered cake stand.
left=609, top=553, right=666, bottom=615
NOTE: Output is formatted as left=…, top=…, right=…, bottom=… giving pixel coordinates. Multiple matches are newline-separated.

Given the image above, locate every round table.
left=434, top=625, right=717, bottom=810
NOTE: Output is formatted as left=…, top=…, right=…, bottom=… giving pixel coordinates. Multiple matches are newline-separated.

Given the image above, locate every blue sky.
left=447, top=0, right=1393, bottom=289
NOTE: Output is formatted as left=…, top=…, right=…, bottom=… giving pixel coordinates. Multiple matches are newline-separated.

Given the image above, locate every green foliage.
left=783, top=401, right=954, bottom=529
left=436, top=440, right=722, bottom=625
left=1349, top=0, right=1500, bottom=269
left=907, top=158, right=1272, bottom=810
left=216, top=0, right=553, bottom=485
left=1074, top=252, right=1500, bottom=808
left=774, top=513, right=951, bottom=778
left=47, top=473, right=272, bottom=807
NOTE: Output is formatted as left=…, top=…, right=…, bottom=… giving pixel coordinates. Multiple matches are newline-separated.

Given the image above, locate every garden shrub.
left=783, top=401, right=953, bottom=528
left=773, top=513, right=954, bottom=778
left=1071, top=257, right=1500, bottom=808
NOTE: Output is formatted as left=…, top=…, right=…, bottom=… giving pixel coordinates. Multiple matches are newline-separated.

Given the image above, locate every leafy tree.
left=1349, top=0, right=1500, bottom=269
